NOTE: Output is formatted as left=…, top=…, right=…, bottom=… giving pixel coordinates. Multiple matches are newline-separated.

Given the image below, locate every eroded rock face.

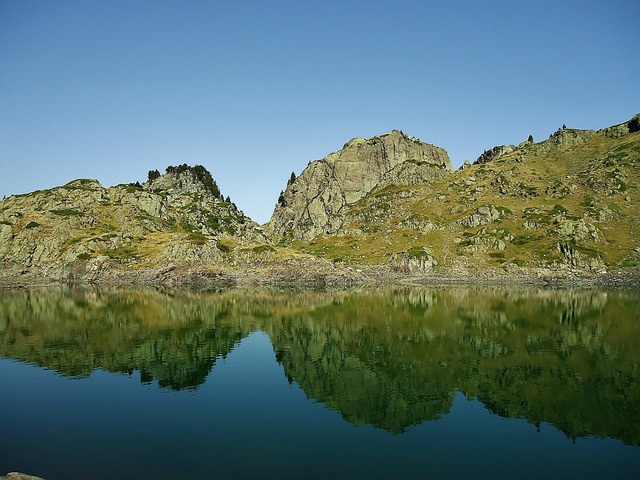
left=389, top=248, right=439, bottom=273
left=557, top=241, right=606, bottom=272
left=266, top=130, right=453, bottom=241
left=549, top=128, right=598, bottom=148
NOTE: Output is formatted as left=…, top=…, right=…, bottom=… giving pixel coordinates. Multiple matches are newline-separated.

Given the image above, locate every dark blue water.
left=0, top=287, right=638, bottom=479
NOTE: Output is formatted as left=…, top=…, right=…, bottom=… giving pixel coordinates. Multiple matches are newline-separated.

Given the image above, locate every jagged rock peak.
left=474, top=145, right=516, bottom=165
left=266, top=130, right=453, bottom=241
left=64, top=178, right=103, bottom=190
left=144, top=164, right=224, bottom=199
left=598, top=113, right=640, bottom=138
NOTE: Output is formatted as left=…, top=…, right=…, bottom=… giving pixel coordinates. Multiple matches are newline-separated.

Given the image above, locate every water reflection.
left=0, top=286, right=638, bottom=443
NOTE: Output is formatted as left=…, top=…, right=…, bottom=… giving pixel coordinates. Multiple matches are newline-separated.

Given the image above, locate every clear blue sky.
left=1, top=0, right=639, bottom=223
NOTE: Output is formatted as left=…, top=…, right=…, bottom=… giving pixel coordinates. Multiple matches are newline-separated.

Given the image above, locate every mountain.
left=1, top=115, right=638, bottom=286
left=0, top=165, right=267, bottom=283
left=266, top=130, right=453, bottom=241
left=274, top=115, right=639, bottom=280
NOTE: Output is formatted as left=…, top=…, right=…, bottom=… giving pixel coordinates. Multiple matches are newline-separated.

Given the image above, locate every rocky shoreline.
left=2, top=258, right=638, bottom=290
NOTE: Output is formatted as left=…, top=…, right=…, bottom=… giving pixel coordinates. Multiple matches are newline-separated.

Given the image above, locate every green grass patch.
left=550, top=204, right=569, bottom=215
left=206, top=215, right=219, bottom=231
left=252, top=244, right=276, bottom=254
left=216, top=239, right=231, bottom=253
left=567, top=241, right=601, bottom=257
left=181, top=222, right=197, bottom=233
left=581, top=195, right=594, bottom=208
left=163, top=217, right=178, bottom=231
left=620, top=257, right=638, bottom=267
left=104, top=246, right=138, bottom=260
left=50, top=209, right=84, bottom=216
left=407, top=246, right=430, bottom=258
left=25, top=221, right=40, bottom=229
left=513, top=235, right=538, bottom=245
left=187, top=232, right=208, bottom=245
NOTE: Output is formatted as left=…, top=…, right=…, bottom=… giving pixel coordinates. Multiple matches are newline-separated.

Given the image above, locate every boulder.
left=457, top=205, right=503, bottom=228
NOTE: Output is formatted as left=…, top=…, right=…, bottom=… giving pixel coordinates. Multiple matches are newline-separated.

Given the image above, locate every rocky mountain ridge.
left=1, top=114, right=639, bottom=286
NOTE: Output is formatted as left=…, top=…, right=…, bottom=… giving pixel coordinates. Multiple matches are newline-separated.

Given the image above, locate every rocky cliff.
left=266, top=130, right=453, bottom=241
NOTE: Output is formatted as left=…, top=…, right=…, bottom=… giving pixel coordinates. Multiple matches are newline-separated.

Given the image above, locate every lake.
left=0, top=286, right=639, bottom=479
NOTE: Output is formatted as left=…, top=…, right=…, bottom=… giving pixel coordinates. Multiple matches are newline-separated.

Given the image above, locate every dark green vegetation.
left=165, top=163, right=223, bottom=199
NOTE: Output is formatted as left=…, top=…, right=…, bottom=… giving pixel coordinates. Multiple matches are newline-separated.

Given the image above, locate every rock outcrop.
left=474, top=145, right=516, bottom=165
left=599, top=113, right=640, bottom=138
left=0, top=166, right=264, bottom=282
left=266, top=130, right=453, bottom=241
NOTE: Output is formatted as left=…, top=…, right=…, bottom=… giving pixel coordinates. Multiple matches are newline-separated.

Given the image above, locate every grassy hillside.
left=287, top=126, right=639, bottom=273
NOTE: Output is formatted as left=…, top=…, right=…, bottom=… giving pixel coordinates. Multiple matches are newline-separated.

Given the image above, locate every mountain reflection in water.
left=0, top=286, right=638, bottom=444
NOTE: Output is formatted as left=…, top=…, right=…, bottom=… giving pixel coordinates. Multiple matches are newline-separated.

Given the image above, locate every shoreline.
left=1, top=262, right=639, bottom=290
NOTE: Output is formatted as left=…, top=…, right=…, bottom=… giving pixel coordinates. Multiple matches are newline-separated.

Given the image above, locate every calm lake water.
left=0, top=286, right=639, bottom=479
